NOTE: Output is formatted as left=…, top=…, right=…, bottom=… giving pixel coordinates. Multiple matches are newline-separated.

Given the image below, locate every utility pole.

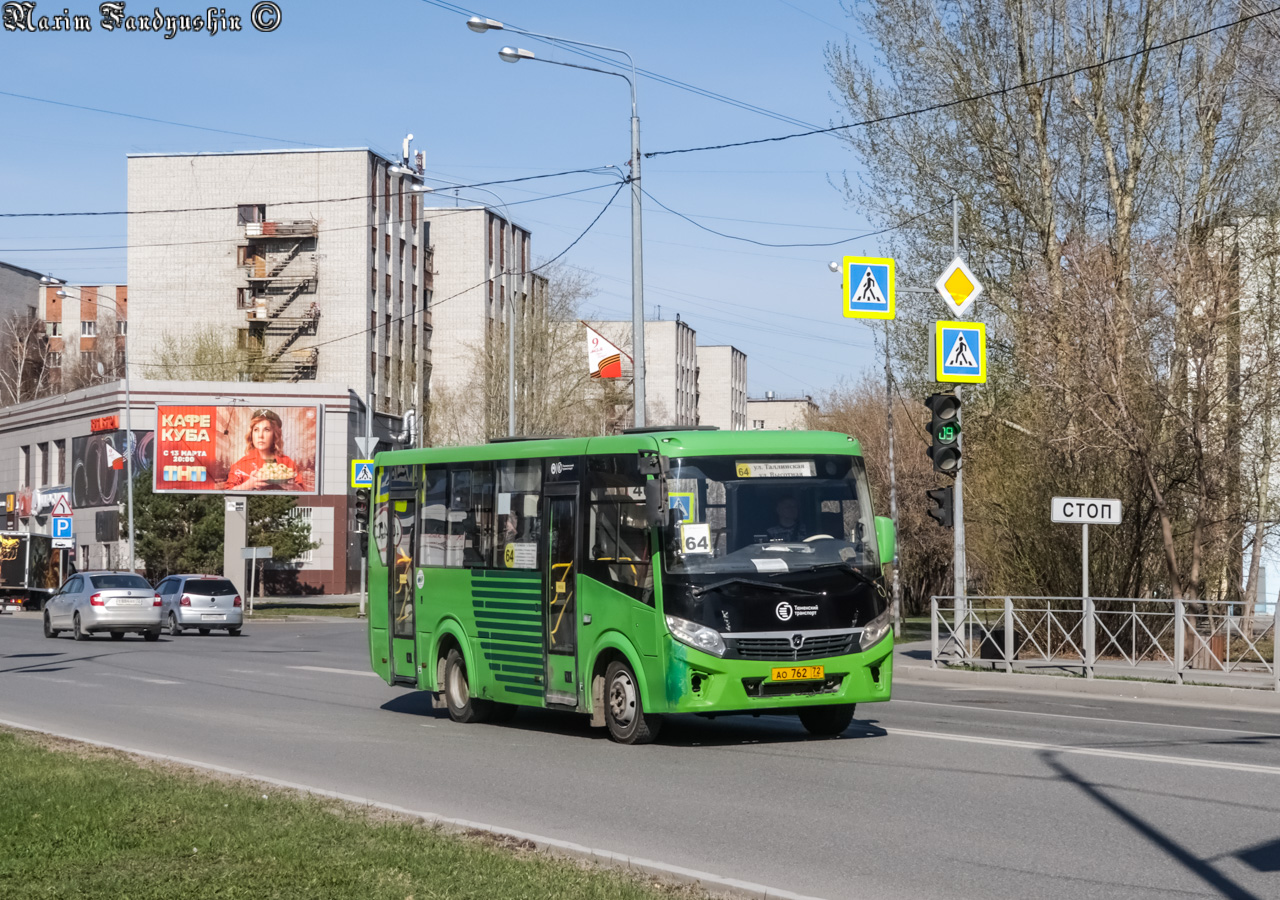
left=951, top=195, right=968, bottom=624
left=884, top=318, right=902, bottom=637
left=359, top=391, right=372, bottom=618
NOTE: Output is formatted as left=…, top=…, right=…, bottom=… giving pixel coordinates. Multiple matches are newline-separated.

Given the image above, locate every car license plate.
left=202, top=614, right=226, bottom=621
left=770, top=665, right=824, bottom=682
left=116, top=598, right=142, bottom=606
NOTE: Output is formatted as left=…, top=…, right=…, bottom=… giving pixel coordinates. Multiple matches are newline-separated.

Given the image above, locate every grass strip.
left=0, top=729, right=704, bottom=900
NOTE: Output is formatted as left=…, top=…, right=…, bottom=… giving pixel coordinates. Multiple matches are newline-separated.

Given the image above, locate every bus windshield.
left=663, top=454, right=878, bottom=576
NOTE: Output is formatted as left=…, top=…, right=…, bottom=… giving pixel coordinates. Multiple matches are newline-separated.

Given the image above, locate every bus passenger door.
left=542, top=483, right=579, bottom=707
left=386, top=494, right=418, bottom=683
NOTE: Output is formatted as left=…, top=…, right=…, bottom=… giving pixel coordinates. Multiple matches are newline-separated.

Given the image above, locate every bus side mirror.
left=875, top=516, right=896, bottom=567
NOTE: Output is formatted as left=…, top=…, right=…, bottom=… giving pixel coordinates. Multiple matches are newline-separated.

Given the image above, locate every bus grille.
left=725, top=632, right=855, bottom=661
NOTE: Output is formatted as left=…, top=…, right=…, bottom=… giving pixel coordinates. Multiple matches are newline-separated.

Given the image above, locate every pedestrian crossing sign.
left=350, top=459, right=375, bottom=489
left=842, top=256, right=895, bottom=320
left=934, top=320, right=987, bottom=383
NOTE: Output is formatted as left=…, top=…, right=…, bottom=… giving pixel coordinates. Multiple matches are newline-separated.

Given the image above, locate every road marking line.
left=101, top=673, right=182, bottom=685
left=891, top=727, right=1280, bottom=775
left=287, top=665, right=381, bottom=678
left=893, top=698, right=1280, bottom=738
left=0, top=716, right=830, bottom=900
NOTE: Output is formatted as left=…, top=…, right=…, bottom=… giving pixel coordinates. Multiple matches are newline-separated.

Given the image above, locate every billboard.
left=71, top=430, right=154, bottom=510
left=154, top=405, right=320, bottom=494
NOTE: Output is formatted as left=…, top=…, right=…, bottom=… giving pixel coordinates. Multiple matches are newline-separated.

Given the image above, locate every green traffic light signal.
left=925, top=392, right=962, bottom=475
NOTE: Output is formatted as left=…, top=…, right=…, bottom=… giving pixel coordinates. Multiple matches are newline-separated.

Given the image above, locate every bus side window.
left=497, top=459, right=541, bottom=569
left=586, top=455, right=654, bottom=604
left=418, top=466, right=449, bottom=566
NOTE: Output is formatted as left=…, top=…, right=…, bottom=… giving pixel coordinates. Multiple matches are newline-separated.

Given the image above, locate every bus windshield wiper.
left=691, top=578, right=821, bottom=598
left=808, top=560, right=878, bottom=588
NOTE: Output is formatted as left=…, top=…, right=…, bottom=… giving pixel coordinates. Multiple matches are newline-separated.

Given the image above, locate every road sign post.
left=1051, top=496, right=1123, bottom=679
left=240, top=546, right=273, bottom=615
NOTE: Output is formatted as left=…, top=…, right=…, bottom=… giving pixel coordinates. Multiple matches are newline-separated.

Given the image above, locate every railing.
left=245, top=219, right=318, bottom=238
left=930, top=595, right=1278, bottom=691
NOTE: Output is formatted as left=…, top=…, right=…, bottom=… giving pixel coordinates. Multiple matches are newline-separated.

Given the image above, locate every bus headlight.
left=666, top=615, right=727, bottom=658
left=860, top=607, right=892, bottom=651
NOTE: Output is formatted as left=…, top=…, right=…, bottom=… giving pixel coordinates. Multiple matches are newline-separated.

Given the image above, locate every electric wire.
left=130, top=180, right=626, bottom=372
left=645, top=5, right=1280, bottom=158
left=642, top=189, right=949, bottom=248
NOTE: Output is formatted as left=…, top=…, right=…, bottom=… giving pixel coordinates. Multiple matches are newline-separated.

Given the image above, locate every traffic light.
left=925, top=392, right=961, bottom=475
left=926, top=486, right=954, bottom=528
left=353, top=488, right=370, bottom=534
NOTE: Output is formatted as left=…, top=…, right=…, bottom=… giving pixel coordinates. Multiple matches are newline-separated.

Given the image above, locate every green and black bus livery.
left=368, top=429, right=895, bottom=743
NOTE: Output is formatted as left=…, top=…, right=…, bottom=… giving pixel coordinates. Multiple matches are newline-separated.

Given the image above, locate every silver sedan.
left=43, top=571, right=162, bottom=642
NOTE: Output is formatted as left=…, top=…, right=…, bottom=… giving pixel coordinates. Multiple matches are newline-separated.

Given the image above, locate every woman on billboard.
left=225, top=409, right=300, bottom=491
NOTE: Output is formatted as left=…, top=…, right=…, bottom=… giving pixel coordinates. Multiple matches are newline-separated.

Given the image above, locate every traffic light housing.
left=353, top=488, right=370, bottom=534
left=925, top=392, right=961, bottom=475
left=926, top=486, right=954, bottom=528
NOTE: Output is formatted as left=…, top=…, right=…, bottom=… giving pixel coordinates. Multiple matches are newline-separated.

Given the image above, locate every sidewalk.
left=893, top=639, right=1280, bottom=712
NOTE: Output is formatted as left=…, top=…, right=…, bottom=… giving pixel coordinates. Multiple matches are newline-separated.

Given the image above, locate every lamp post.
left=468, top=17, right=648, bottom=427
left=48, top=279, right=135, bottom=572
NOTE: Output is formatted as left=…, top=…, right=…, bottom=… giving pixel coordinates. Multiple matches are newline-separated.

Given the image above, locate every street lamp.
left=468, top=17, right=648, bottom=427
left=52, top=282, right=136, bottom=573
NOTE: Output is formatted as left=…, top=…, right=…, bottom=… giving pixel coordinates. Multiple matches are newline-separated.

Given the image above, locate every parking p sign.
left=842, top=256, right=895, bottom=320
left=52, top=515, right=73, bottom=539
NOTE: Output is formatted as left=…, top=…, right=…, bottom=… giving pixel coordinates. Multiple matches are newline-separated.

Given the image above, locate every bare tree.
left=0, top=310, right=52, bottom=406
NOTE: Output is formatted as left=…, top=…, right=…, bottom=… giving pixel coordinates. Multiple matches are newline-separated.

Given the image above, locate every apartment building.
left=747, top=393, right=818, bottom=430
left=0, top=260, right=41, bottom=321
left=697, top=345, right=748, bottom=431
left=126, top=148, right=432, bottom=420
left=37, top=283, right=128, bottom=388
left=422, top=206, right=537, bottom=441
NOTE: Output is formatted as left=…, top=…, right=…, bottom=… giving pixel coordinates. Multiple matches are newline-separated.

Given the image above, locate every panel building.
left=747, top=393, right=818, bottom=430
left=588, top=317, right=701, bottom=427
left=697, top=345, right=748, bottom=431
left=126, top=149, right=432, bottom=422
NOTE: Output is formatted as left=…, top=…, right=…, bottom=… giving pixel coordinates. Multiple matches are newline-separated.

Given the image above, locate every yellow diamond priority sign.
left=935, top=256, right=983, bottom=316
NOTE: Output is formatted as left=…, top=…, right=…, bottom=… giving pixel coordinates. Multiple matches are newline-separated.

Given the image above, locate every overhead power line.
left=641, top=188, right=948, bottom=248
left=0, top=167, right=615, bottom=219
left=645, top=5, right=1280, bottom=158
left=131, top=181, right=626, bottom=372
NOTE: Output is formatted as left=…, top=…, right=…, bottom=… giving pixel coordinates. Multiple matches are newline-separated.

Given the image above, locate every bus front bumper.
left=661, top=635, right=893, bottom=714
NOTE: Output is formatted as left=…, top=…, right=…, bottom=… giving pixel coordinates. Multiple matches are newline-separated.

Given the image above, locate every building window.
left=385, top=274, right=391, bottom=298
left=48, top=351, right=62, bottom=368
left=46, top=321, right=61, bottom=337
left=371, top=352, right=377, bottom=376
left=384, top=173, right=391, bottom=210
left=237, top=204, right=265, bottom=225
left=20, top=446, right=30, bottom=488
left=372, top=226, right=377, bottom=253
left=385, top=232, right=391, bottom=257
left=397, top=179, right=403, bottom=220
left=371, top=268, right=378, bottom=295
left=117, top=320, right=127, bottom=335
left=410, top=194, right=417, bottom=225
left=371, top=169, right=378, bottom=210
left=287, top=507, right=315, bottom=563
left=81, top=321, right=97, bottom=337
left=55, top=439, right=65, bottom=483
left=753, top=420, right=765, bottom=430
left=400, top=238, right=406, bottom=264
left=38, top=442, right=49, bottom=486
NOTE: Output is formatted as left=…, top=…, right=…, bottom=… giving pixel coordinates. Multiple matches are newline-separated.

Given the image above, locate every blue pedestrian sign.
left=841, top=256, right=895, bottom=320
left=52, top=515, right=73, bottom=539
left=934, top=320, right=987, bottom=384
left=350, top=459, right=375, bottom=489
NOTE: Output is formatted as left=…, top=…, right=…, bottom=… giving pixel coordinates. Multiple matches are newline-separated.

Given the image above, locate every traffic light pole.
left=951, top=196, right=968, bottom=635
left=884, top=319, right=902, bottom=638
left=360, top=391, right=371, bottom=619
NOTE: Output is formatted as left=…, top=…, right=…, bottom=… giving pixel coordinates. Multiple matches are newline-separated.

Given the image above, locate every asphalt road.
left=3, top=612, right=1279, bottom=900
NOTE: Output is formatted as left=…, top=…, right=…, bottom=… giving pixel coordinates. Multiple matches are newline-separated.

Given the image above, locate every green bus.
left=367, top=428, right=895, bottom=744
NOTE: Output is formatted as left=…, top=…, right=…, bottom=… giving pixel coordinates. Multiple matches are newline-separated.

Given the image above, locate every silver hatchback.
left=155, top=574, right=244, bottom=636
left=43, top=571, right=162, bottom=641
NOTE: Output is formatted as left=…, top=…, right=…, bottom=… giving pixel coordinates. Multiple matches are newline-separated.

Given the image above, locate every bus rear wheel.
left=604, top=660, right=661, bottom=745
left=798, top=704, right=855, bottom=737
left=443, top=648, right=492, bottom=724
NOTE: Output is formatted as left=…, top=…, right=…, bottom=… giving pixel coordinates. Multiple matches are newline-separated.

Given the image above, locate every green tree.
left=127, top=470, right=316, bottom=582
left=128, top=469, right=224, bottom=581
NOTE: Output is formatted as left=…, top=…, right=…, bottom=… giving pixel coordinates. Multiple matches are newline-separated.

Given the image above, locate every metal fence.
left=930, top=595, right=1279, bottom=691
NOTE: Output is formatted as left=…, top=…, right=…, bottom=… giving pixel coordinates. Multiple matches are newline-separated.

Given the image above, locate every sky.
left=0, top=0, right=900, bottom=399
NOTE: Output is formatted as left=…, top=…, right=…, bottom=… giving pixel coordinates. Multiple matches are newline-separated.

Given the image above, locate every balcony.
left=244, top=219, right=318, bottom=239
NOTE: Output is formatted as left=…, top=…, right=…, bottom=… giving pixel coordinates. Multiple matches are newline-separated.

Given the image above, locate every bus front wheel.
left=798, top=704, right=855, bottom=737
left=604, top=660, right=661, bottom=745
left=444, top=648, right=492, bottom=724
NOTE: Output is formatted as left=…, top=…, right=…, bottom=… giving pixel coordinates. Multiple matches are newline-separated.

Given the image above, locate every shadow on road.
left=1235, top=838, right=1280, bottom=873
left=1044, top=752, right=1269, bottom=900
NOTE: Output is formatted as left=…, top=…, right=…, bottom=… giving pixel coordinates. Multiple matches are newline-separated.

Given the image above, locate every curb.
left=0, top=718, right=826, bottom=900
left=895, top=662, right=1280, bottom=712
